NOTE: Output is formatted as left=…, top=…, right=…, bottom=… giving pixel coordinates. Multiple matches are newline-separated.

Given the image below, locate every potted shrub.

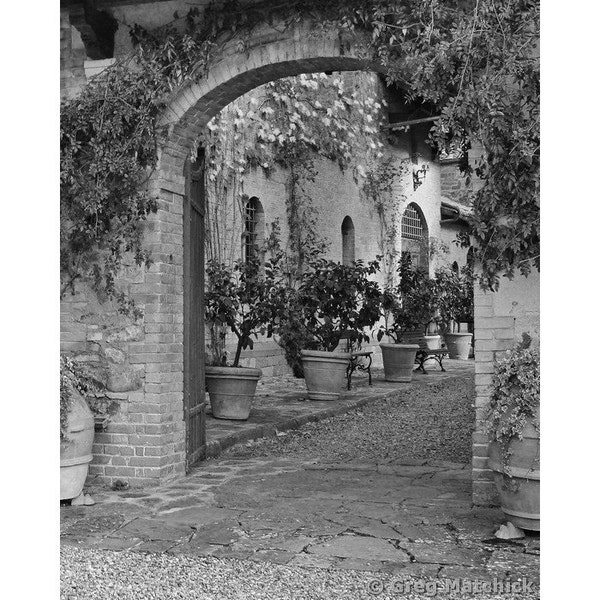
left=486, top=334, right=540, bottom=531
left=60, top=356, right=98, bottom=501
left=377, top=253, right=438, bottom=382
left=290, top=258, right=381, bottom=400
left=435, top=264, right=474, bottom=359
left=204, top=256, right=281, bottom=419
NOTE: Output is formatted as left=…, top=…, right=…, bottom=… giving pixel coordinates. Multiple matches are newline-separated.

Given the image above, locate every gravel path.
left=61, top=545, right=537, bottom=600
left=225, top=375, right=474, bottom=463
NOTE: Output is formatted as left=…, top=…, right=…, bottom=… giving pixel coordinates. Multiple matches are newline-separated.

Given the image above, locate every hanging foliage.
left=61, top=0, right=539, bottom=303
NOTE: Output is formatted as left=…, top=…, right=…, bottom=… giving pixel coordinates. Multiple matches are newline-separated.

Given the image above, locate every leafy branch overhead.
left=61, top=0, right=539, bottom=301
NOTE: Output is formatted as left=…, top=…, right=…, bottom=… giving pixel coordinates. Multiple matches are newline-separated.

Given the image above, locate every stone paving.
left=62, top=360, right=539, bottom=589
left=62, top=456, right=539, bottom=584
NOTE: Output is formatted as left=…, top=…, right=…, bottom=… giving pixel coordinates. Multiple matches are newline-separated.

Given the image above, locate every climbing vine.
left=359, top=158, right=408, bottom=286
left=61, top=0, right=539, bottom=302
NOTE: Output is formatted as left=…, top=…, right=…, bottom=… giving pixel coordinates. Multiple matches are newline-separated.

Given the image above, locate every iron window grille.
left=401, top=204, right=424, bottom=241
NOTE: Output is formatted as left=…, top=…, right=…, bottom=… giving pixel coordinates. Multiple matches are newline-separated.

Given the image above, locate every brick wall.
left=440, top=159, right=471, bottom=205
left=471, top=270, right=540, bottom=505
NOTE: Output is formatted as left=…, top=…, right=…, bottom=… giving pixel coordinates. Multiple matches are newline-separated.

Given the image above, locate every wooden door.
left=183, top=149, right=207, bottom=469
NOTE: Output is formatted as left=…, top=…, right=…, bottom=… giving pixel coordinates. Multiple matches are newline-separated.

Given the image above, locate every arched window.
left=452, top=261, right=459, bottom=274
left=401, top=202, right=429, bottom=270
left=243, top=197, right=264, bottom=263
left=341, top=216, right=355, bottom=266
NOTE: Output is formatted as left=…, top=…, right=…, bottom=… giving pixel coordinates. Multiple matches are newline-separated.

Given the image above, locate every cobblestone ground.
left=61, top=369, right=540, bottom=600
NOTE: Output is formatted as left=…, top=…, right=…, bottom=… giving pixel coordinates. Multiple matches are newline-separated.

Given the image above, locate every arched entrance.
left=145, top=22, right=382, bottom=469
left=137, top=18, right=490, bottom=507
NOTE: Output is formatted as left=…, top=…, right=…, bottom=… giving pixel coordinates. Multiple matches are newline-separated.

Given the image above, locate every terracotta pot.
left=300, top=350, right=350, bottom=400
left=206, top=366, right=262, bottom=420
left=379, top=343, right=419, bottom=382
left=488, top=413, right=540, bottom=531
left=60, top=390, right=95, bottom=501
left=422, top=335, right=441, bottom=350
left=444, top=332, right=473, bottom=359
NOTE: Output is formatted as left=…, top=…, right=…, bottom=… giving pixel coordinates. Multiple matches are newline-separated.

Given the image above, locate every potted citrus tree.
left=290, top=258, right=381, bottom=400
left=435, top=264, right=474, bottom=359
left=60, top=356, right=98, bottom=501
left=204, top=255, right=282, bottom=420
left=376, top=253, right=438, bottom=382
left=486, top=334, right=540, bottom=531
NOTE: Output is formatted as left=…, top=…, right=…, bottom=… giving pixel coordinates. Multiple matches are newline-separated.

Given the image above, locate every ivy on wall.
left=61, top=0, right=539, bottom=304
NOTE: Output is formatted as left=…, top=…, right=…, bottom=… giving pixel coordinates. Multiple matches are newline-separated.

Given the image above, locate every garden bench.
left=414, top=347, right=448, bottom=374
left=339, top=333, right=373, bottom=390
left=401, top=330, right=449, bottom=374
left=346, top=349, right=373, bottom=389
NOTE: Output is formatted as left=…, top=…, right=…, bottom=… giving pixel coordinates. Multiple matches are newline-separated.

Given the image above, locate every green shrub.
left=485, top=334, right=540, bottom=470
left=60, top=356, right=102, bottom=441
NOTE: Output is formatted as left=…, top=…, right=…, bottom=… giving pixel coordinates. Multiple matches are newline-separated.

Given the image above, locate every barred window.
left=401, top=202, right=429, bottom=270
left=401, top=204, right=424, bottom=240
left=243, top=197, right=264, bottom=263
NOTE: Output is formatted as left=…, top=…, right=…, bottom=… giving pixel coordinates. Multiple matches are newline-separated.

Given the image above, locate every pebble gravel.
left=226, top=375, right=475, bottom=463
left=61, top=545, right=538, bottom=600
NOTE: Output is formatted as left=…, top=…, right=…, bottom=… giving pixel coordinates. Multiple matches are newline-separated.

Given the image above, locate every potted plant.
left=204, top=256, right=281, bottom=420
left=486, top=334, right=540, bottom=531
left=376, top=253, right=438, bottom=382
left=435, top=264, right=474, bottom=359
left=60, top=356, right=98, bottom=501
left=289, top=258, right=381, bottom=400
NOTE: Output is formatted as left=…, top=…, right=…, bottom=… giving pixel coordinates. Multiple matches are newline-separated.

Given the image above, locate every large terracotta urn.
left=60, top=390, right=95, bottom=501
left=300, top=350, right=350, bottom=400
left=205, top=366, right=262, bottom=420
left=379, top=343, right=419, bottom=382
left=488, top=412, right=540, bottom=531
left=444, top=332, right=473, bottom=359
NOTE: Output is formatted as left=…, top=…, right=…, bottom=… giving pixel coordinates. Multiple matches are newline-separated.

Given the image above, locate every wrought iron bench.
left=402, top=330, right=449, bottom=374
left=339, top=333, right=373, bottom=390
left=414, top=348, right=448, bottom=374
left=346, top=349, right=373, bottom=389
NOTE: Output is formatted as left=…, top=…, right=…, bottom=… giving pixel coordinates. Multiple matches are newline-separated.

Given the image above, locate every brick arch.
left=157, top=21, right=381, bottom=178
left=137, top=19, right=387, bottom=483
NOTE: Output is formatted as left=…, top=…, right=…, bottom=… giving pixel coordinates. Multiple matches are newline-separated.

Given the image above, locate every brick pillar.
left=472, top=283, right=516, bottom=505
left=122, top=175, right=187, bottom=484
left=85, top=175, right=188, bottom=488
